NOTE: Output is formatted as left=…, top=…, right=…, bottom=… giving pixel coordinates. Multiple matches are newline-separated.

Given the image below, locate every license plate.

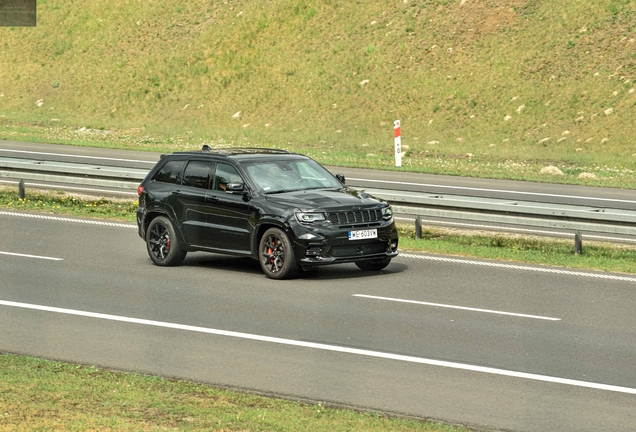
left=348, top=229, right=377, bottom=240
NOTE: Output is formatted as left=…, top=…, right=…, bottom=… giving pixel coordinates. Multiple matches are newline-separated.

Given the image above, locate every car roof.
left=165, top=146, right=308, bottom=162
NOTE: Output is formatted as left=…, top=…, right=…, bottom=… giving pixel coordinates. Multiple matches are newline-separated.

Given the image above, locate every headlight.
left=295, top=212, right=326, bottom=223
left=382, top=206, right=393, bottom=221
left=298, top=233, right=325, bottom=240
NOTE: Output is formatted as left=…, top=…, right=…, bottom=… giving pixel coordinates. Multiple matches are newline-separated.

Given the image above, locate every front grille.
left=327, top=209, right=382, bottom=225
left=330, top=242, right=387, bottom=257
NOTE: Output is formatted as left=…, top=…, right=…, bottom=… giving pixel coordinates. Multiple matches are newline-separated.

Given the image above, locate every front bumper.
left=289, top=219, right=399, bottom=267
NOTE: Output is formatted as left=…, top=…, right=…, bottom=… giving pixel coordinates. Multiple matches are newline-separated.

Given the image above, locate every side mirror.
left=225, top=182, right=245, bottom=193
left=335, top=174, right=346, bottom=185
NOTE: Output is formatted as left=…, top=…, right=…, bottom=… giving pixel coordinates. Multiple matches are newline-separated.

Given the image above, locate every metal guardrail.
left=2, top=157, right=636, bottom=237
left=0, top=156, right=145, bottom=189
left=363, top=189, right=636, bottom=236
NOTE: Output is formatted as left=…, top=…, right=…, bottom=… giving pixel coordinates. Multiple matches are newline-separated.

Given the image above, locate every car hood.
left=264, top=188, right=386, bottom=211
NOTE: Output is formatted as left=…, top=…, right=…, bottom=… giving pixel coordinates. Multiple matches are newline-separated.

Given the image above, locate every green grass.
left=398, top=226, right=636, bottom=275
left=0, top=189, right=137, bottom=221
left=1, top=0, right=636, bottom=187
left=0, top=354, right=470, bottom=431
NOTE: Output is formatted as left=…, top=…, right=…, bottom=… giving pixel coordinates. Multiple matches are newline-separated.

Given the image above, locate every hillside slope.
left=1, top=0, right=635, bottom=184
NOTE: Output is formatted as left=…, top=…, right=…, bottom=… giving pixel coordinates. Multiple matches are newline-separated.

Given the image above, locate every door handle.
left=205, top=195, right=219, bottom=203
left=171, top=190, right=182, bottom=195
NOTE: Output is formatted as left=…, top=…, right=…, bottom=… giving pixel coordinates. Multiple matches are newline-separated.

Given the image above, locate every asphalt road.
left=1, top=210, right=635, bottom=432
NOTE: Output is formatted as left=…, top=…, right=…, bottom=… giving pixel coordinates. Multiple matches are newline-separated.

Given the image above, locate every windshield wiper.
left=265, top=189, right=290, bottom=195
left=302, top=186, right=331, bottom=191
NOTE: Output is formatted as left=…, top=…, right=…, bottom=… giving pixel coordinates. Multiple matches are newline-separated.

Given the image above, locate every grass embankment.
left=0, top=354, right=469, bottom=431
left=1, top=0, right=636, bottom=186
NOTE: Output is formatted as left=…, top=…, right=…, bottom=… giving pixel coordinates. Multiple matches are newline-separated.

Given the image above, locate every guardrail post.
left=18, top=179, right=25, bottom=199
left=415, top=215, right=422, bottom=239
left=574, top=230, right=583, bottom=255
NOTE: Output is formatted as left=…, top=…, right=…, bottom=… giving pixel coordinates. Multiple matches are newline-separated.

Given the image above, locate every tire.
left=355, top=259, right=391, bottom=272
left=259, top=227, right=299, bottom=279
left=146, top=216, right=187, bottom=266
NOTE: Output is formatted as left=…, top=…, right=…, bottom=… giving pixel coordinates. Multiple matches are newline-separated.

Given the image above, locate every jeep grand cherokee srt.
left=136, top=146, right=399, bottom=279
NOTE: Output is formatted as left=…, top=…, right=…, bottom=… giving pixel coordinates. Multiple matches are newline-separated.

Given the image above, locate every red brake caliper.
left=268, top=240, right=274, bottom=263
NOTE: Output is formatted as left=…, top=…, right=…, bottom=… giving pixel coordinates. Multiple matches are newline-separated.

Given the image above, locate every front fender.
left=252, top=215, right=291, bottom=257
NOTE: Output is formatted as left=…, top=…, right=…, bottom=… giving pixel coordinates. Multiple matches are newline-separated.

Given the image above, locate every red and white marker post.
left=394, top=120, right=402, bottom=167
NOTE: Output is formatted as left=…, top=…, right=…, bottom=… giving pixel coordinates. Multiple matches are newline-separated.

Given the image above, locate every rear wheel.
left=259, top=227, right=299, bottom=279
left=355, top=259, right=391, bottom=271
left=146, top=216, right=187, bottom=266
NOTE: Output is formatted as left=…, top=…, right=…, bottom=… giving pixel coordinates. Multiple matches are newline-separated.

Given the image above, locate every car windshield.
left=243, top=158, right=342, bottom=193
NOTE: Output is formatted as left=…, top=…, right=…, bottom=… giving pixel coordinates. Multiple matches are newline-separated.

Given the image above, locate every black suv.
left=136, top=147, right=399, bottom=279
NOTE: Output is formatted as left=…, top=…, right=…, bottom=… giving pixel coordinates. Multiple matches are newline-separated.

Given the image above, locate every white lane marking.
left=351, top=177, right=636, bottom=205
left=1, top=299, right=634, bottom=395
left=0, top=148, right=156, bottom=164
left=354, top=294, right=561, bottom=321
left=0, top=211, right=136, bottom=228
left=0, top=251, right=63, bottom=261
left=394, top=217, right=636, bottom=244
left=399, top=253, right=636, bottom=282
left=0, top=179, right=138, bottom=195
left=2, top=210, right=635, bottom=281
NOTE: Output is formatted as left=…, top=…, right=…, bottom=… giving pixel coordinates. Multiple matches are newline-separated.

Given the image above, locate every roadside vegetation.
left=1, top=0, right=636, bottom=187
left=0, top=354, right=471, bottom=431
left=0, top=189, right=137, bottom=220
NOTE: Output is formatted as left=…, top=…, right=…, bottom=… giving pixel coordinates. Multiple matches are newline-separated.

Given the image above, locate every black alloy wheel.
left=146, top=216, right=187, bottom=266
left=259, top=227, right=299, bottom=279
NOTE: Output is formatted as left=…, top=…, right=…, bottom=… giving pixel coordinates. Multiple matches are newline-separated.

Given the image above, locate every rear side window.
left=153, top=160, right=184, bottom=184
left=182, top=160, right=214, bottom=189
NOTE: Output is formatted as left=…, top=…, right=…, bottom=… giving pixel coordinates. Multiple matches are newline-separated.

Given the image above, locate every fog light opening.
left=305, top=246, right=323, bottom=257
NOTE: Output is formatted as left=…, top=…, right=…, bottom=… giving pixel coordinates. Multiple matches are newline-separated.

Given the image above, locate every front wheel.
left=259, top=227, right=299, bottom=279
left=146, top=216, right=187, bottom=266
left=355, top=259, right=391, bottom=272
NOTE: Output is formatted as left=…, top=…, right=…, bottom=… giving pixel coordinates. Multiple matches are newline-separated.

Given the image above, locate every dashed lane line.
left=353, top=294, right=561, bottom=321
left=1, top=299, right=635, bottom=395
left=0, top=251, right=63, bottom=261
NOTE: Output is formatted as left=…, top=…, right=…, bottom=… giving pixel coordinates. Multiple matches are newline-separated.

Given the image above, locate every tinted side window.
left=182, top=160, right=213, bottom=189
left=153, top=160, right=184, bottom=184
left=213, top=163, right=243, bottom=191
